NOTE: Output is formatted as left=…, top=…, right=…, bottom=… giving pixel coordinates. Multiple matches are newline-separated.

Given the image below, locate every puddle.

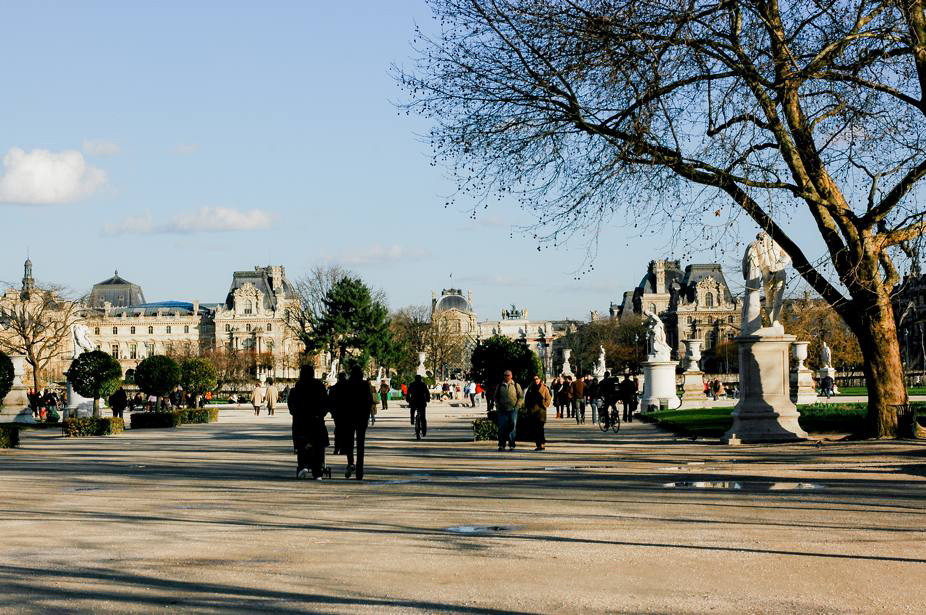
left=663, top=481, right=824, bottom=491
left=445, top=525, right=518, bottom=535
left=71, top=487, right=104, bottom=492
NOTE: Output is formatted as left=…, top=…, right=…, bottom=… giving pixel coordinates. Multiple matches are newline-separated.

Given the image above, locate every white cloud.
left=0, top=147, right=106, bottom=205
left=104, top=207, right=274, bottom=235
left=171, top=143, right=200, bottom=156
left=82, top=139, right=122, bottom=157
left=334, top=244, right=431, bottom=267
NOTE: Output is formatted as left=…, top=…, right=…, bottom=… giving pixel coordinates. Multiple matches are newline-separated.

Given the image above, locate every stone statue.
left=326, top=356, right=339, bottom=387
left=416, top=352, right=427, bottom=377
left=71, top=323, right=94, bottom=359
left=645, top=308, right=671, bottom=361
left=594, top=345, right=607, bottom=379
left=821, top=341, right=832, bottom=368
left=561, top=348, right=574, bottom=377
left=742, top=231, right=790, bottom=334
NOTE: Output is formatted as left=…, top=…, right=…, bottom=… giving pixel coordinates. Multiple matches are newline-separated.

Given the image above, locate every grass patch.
left=837, top=386, right=926, bottom=397
left=647, top=402, right=926, bottom=437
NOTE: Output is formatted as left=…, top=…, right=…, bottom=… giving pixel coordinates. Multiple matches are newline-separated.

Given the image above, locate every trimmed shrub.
left=62, top=417, right=124, bottom=437
left=0, top=424, right=20, bottom=448
left=179, top=357, right=217, bottom=399
left=135, top=356, right=181, bottom=402
left=130, top=408, right=218, bottom=429
left=130, top=412, right=181, bottom=429
left=0, top=352, right=13, bottom=403
left=473, top=417, right=497, bottom=441
left=67, top=350, right=123, bottom=417
left=473, top=408, right=539, bottom=442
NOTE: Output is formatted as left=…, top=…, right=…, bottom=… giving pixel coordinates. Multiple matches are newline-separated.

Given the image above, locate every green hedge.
left=62, top=417, right=124, bottom=437
left=0, top=425, right=20, bottom=448
left=647, top=402, right=926, bottom=437
left=130, top=408, right=219, bottom=430
left=473, top=409, right=540, bottom=442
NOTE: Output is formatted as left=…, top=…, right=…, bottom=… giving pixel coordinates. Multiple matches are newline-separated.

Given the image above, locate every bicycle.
left=413, top=405, right=427, bottom=440
left=597, top=402, right=621, bottom=433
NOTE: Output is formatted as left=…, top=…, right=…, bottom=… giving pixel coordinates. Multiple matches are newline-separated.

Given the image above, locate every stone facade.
left=893, top=271, right=926, bottom=371
left=617, top=259, right=741, bottom=365
left=477, top=305, right=557, bottom=376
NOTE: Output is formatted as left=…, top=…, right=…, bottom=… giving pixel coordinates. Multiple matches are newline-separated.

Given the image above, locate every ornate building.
left=431, top=288, right=478, bottom=335
left=616, top=259, right=741, bottom=364
left=477, top=305, right=557, bottom=376
left=83, top=265, right=303, bottom=381
left=893, top=270, right=926, bottom=371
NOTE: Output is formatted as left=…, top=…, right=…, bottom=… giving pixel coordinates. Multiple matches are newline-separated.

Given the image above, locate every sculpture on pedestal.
left=326, top=356, right=339, bottom=387
left=594, top=345, right=607, bottom=379
left=821, top=341, right=832, bottom=368
left=416, top=352, right=427, bottom=377
left=72, top=323, right=95, bottom=358
left=561, top=349, right=574, bottom=377
left=67, top=324, right=97, bottom=416
left=742, top=232, right=791, bottom=334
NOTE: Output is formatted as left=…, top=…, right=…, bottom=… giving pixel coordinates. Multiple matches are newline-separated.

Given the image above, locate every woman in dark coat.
left=287, top=365, right=330, bottom=480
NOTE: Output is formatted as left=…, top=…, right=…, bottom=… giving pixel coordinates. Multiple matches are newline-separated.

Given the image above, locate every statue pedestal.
left=1, top=355, right=35, bottom=424
left=791, top=368, right=818, bottom=405
left=66, top=382, right=94, bottom=418
left=681, top=370, right=705, bottom=401
left=641, top=360, right=680, bottom=412
left=723, top=330, right=807, bottom=443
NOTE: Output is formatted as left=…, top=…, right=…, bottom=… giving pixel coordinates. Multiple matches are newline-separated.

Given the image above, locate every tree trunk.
left=852, top=289, right=907, bottom=438
left=93, top=397, right=101, bottom=419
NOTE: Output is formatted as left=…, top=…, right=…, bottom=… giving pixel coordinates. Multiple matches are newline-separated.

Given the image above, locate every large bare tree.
left=0, top=285, right=82, bottom=395
left=399, top=0, right=926, bottom=437
left=391, top=305, right=469, bottom=378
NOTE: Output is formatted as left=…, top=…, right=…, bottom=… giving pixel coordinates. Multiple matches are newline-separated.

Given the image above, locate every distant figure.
left=108, top=387, right=128, bottom=419
left=265, top=379, right=279, bottom=416
left=821, top=374, right=835, bottom=398
left=407, top=374, right=430, bottom=440
left=379, top=380, right=390, bottom=411
left=525, top=374, right=551, bottom=451
left=571, top=375, right=585, bottom=423
left=287, top=366, right=329, bottom=480
left=328, top=372, right=348, bottom=455
left=586, top=377, right=600, bottom=424
left=599, top=371, right=619, bottom=429
left=342, top=365, right=374, bottom=480
left=619, top=374, right=635, bottom=422
left=251, top=383, right=265, bottom=416
left=493, top=370, right=523, bottom=452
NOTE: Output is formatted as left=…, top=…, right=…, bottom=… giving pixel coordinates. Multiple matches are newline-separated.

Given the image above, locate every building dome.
left=89, top=270, right=146, bottom=308
left=434, top=289, right=473, bottom=313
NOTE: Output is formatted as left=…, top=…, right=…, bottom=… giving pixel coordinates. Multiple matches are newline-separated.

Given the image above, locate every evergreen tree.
left=313, top=276, right=391, bottom=370
left=470, top=335, right=541, bottom=402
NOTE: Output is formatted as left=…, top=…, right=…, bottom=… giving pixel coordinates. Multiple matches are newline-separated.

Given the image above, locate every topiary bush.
left=176, top=407, right=219, bottom=424
left=135, top=355, right=181, bottom=407
left=0, top=424, right=20, bottom=448
left=130, top=411, right=181, bottom=429
left=473, top=408, right=539, bottom=442
left=62, top=417, right=124, bottom=437
left=180, top=357, right=217, bottom=403
left=67, top=350, right=123, bottom=418
left=0, top=351, right=13, bottom=404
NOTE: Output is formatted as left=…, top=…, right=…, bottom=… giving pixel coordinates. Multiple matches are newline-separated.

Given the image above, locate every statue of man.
left=822, top=341, right=832, bottom=368
left=742, top=231, right=791, bottom=333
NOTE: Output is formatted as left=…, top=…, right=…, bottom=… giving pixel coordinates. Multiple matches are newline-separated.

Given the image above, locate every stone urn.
left=791, top=341, right=809, bottom=371
left=684, top=339, right=703, bottom=372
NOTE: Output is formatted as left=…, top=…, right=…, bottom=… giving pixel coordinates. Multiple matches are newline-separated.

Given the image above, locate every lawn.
left=837, top=386, right=926, bottom=396
left=646, top=402, right=926, bottom=437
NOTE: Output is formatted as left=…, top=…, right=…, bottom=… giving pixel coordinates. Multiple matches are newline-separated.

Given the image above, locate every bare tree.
left=391, top=305, right=469, bottom=378
left=399, top=0, right=926, bottom=437
left=0, top=285, right=82, bottom=395
left=285, top=264, right=351, bottom=357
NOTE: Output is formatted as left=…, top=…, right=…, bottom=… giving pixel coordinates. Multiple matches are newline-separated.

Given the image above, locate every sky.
left=0, top=1, right=834, bottom=320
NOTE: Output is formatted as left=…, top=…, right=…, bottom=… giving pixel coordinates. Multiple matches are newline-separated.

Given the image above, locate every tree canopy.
left=67, top=350, right=123, bottom=417
left=311, top=275, right=392, bottom=371
left=470, top=335, right=542, bottom=395
left=179, top=357, right=218, bottom=397
left=557, top=316, right=648, bottom=375
left=135, top=355, right=181, bottom=402
left=399, top=0, right=926, bottom=437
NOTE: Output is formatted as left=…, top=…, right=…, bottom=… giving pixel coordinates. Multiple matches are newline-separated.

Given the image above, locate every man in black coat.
left=407, top=374, right=430, bottom=440
left=340, top=365, right=374, bottom=480
left=288, top=365, right=330, bottom=480
left=108, top=387, right=128, bottom=419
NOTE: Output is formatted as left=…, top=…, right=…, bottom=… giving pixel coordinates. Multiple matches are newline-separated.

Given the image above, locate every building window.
left=225, top=324, right=230, bottom=332
left=146, top=343, right=155, bottom=356
left=112, top=326, right=118, bottom=335
left=728, top=315, right=734, bottom=324
left=94, top=327, right=100, bottom=335
left=267, top=323, right=272, bottom=332
left=246, top=323, right=251, bottom=332
left=244, top=300, right=253, bottom=315
left=129, top=344, right=137, bottom=359
left=705, top=292, right=714, bottom=308
left=184, top=325, right=189, bottom=334
left=166, top=325, right=172, bottom=334
left=111, top=344, right=119, bottom=358
left=130, top=326, right=136, bottom=335
left=148, top=326, right=154, bottom=334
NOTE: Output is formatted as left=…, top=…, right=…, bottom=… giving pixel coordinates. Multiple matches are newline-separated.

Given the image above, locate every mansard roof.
left=89, top=270, right=146, bottom=308
left=224, top=265, right=292, bottom=311
left=679, top=264, right=735, bottom=303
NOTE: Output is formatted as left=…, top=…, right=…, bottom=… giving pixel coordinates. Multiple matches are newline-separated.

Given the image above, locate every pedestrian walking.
left=493, top=370, right=523, bottom=451
left=341, top=365, right=374, bottom=480
left=287, top=366, right=330, bottom=480
left=587, top=377, right=600, bottom=424
left=329, top=372, right=348, bottom=455
left=525, top=374, right=551, bottom=451
left=251, top=382, right=265, bottom=416
left=619, top=374, right=635, bottom=422
left=379, top=380, right=390, bottom=411
left=265, top=379, right=279, bottom=416
left=571, top=375, right=586, bottom=423
left=108, top=387, right=128, bottom=419
left=407, top=374, right=429, bottom=439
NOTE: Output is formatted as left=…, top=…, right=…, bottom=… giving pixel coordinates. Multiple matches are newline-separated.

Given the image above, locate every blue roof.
left=138, top=301, right=194, bottom=310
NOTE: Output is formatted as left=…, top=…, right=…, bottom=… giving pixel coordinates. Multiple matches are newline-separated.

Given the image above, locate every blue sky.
left=0, top=1, right=832, bottom=319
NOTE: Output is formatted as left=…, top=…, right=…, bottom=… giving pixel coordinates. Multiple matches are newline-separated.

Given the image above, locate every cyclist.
left=407, top=374, right=430, bottom=440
